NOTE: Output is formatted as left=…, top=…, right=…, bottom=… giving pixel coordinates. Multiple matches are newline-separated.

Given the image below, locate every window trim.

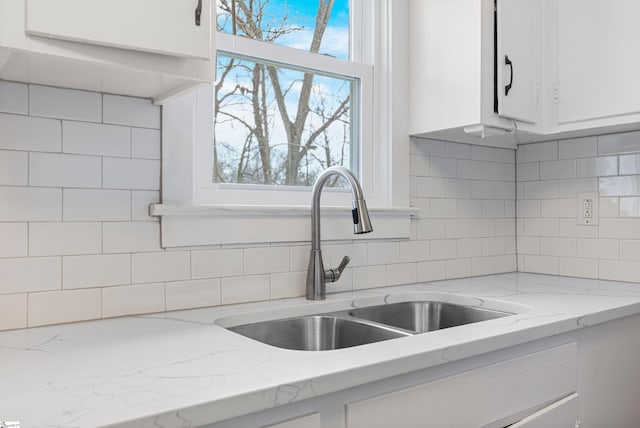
left=154, top=0, right=412, bottom=248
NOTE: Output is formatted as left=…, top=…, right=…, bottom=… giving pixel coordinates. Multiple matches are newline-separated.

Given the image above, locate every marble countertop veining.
left=3, top=272, right=640, bottom=427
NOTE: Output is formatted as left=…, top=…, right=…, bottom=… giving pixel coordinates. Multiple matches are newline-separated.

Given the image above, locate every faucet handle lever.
left=325, top=255, right=350, bottom=283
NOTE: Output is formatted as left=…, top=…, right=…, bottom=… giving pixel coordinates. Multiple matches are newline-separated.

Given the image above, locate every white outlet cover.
left=577, top=192, right=599, bottom=226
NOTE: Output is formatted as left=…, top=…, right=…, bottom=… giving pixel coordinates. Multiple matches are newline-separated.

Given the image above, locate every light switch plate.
left=577, top=192, right=599, bottom=226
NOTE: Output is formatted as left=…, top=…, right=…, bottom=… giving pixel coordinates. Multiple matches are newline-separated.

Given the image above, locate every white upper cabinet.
left=553, top=0, right=640, bottom=131
left=0, top=1, right=214, bottom=104
left=25, top=0, right=211, bottom=60
left=408, top=0, right=542, bottom=149
left=496, top=0, right=540, bottom=124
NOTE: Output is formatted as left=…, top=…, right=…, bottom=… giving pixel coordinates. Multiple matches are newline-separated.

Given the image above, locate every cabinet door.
left=509, top=393, right=578, bottom=428
left=557, top=0, right=640, bottom=125
left=345, top=343, right=577, bottom=428
left=496, top=0, right=540, bottom=124
left=25, top=0, right=212, bottom=60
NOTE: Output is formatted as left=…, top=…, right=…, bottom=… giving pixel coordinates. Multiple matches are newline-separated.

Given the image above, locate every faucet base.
left=306, top=249, right=326, bottom=300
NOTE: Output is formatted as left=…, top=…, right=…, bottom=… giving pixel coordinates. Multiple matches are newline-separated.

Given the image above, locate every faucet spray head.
left=352, top=198, right=373, bottom=234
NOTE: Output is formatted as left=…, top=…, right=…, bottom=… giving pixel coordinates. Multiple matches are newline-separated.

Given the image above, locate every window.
left=156, top=0, right=411, bottom=247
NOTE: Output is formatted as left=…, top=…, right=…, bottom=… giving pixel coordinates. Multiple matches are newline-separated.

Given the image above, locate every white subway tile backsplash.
left=598, top=131, right=640, bottom=156
left=0, top=257, right=61, bottom=294
left=191, top=248, right=244, bottom=279
left=557, top=218, right=599, bottom=238
left=64, top=189, right=131, bottom=221
left=131, top=128, right=161, bottom=159
left=63, top=121, right=130, bottom=157
left=457, top=160, right=483, bottom=179
left=244, top=246, right=290, bottom=275
left=445, top=142, right=471, bottom=159
left=517, top=162, right=539, bottom=182
left=517, top=236, right=540, bottom=255
left=29, top=153, right=101, bottom=188
left=471, top=257, right=496, bottom=276
left=414, top=138, right=445, bottom=157
left=270, top=271, right=305, bottom=299
left=417, top=260, right=446, bottom=282
left=446, top=258, right=471, bottom=279
left=558, top=178, right=597, bottom=198
left=353, top=265, right=387, bottom=289
left=367, top=242, right=400, bottom=265
left=103, top=158, right=160, bottom=190
left=63, top=254, right=131, bottom=289
left=558, top=257, right=598, bottom=279
left=0, top=114, right=61, bottom=152
left=103, top=222, right=161, bottom=253
left=600, top=197, right=619, bottom=217
left=517, top=200, right=541, bottom=218
left=444, top=179, right=472, bottom=199
left=0, top=223, right=27, bottom=257
left=619, top=154, right=640, bottom=175
left=520, top=141, right=558, bottom=162
left=495, top=148, right=515, bottom=164
left=559, top=137, right=597, bottom=159
left=576, top=157, right=618, bottom=177
left=221, top=275, right=270, bottom=304
left=28, top=289, right=101, bottom=327
left=166, top=278, right=221, bottom=311
left=540, top=237, right=577, bottom=257
left=416, top=177, right=445, bottom=197
left=0, top=84, right=520, bottom=329
left=102, top=283, right=165, bottom=318
left=430, top=157, right=457, bottom=178
left=399, top=240, right=429, bottom=263
left=540, top=159, right=576, bottom=180
left=577, top=238, right=618, bottom=260
left=540, top=199, right=576, bottom=218
left=524, top=218, right=559, bottom=237
left=471, top=145, right=494, bottom=161
left=620, top=197, right=640, bottom=217
left=103, top=95, right=160, bottom=129
left=386, top=263, right=417, bottom=286
left=457, top=238, right=483, bottom=258
left=132, top=251, right=190, bottom=283
left=524, top=255, right=559, bottom=275
left=0, top=187, right=61, bottom=221
left=0, top=81, right=28, bottom=114
left=29, top=223, right=101, bottom=256
left=619, top=240, right=640, bottom=261
left=523, top=180, right=559, bottom=199
left=0, top=150, right=28, bottom=185
left=472, top=181, right=494, bottom=200
left=429, top=239, right=457, bottom=260
left=599, top=176, right=640, bottom=196
left=0, top=293, right=27, bottom=330
left=445, top=219, right=471, bottom=239
left=598, top=260, right=640, bottom=283
left=29, top=85, right=101, bottom=122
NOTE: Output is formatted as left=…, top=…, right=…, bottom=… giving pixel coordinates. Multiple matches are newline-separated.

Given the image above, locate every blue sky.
left=217, top=0, right=350, bottom=59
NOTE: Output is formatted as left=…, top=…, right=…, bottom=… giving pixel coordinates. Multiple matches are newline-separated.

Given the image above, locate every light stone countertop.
left=2, top=272, right=640, bottom=428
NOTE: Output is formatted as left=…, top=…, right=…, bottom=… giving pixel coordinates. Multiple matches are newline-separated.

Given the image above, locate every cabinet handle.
left=505, top=55, right=513, bottom=96
left=195, top=0, right=202, bottom=26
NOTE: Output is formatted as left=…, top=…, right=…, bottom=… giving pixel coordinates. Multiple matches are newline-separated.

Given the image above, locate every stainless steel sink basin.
left=349, top=302, right=512, bottom=333
left=225, top=300, right=516, bottom=351
left=229, top=315, right=410, bottom=351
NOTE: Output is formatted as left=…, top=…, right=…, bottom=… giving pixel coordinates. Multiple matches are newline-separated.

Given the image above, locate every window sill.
left=150, top=204, right=418, bottom=248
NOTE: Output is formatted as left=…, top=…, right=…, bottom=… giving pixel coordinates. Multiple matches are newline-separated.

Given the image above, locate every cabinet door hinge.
left=553, top=81, right=563, bottom=104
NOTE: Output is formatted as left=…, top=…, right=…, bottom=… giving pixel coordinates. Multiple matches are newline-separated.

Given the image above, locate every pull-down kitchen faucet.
left=306, top=166, right=373, bottom=300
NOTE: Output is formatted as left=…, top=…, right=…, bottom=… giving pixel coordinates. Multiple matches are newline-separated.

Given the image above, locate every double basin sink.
left=226, top=301, right=514, bottom=351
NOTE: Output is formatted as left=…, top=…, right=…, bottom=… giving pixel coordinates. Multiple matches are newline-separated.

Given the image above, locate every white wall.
left=0, top=81, right=517, bottom=330
left=516, top=134, right=640, bottom=282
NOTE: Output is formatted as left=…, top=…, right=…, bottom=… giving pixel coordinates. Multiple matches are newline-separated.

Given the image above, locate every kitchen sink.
left=349, top=302, right=513, bottom=333
left=225, top=300, right=516, bottom=351
left=229, top=315, right=410, bottom=351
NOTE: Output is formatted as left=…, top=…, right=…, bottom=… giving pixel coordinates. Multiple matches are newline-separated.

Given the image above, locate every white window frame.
left=153, top=0, right=413, bottom=248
